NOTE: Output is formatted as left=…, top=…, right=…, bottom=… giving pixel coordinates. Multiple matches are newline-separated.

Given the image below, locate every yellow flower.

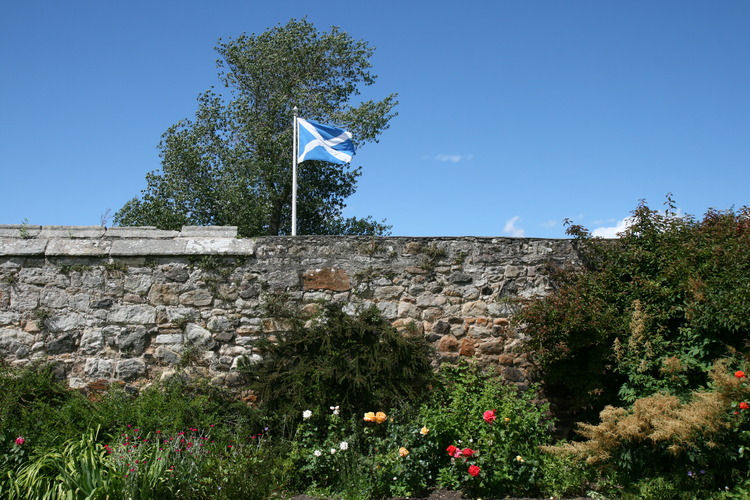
left=363, top=412, right=376, bottom=422
left=420, top=426, right=429, bottom=435
left=515, top=455, right=524, bottom=462
left=399, top=447, right=409, bottom=457
left=504, top=417, right=510, bottom=422
left=374, top=411, right=387, bottom=424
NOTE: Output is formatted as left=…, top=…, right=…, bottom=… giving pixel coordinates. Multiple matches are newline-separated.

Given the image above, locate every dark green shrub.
left=519, top=200, right=750, bottom=422
left=242, top=302, right=435, bottom=434
left=94, top=377, right=263, bottom=442
left=0, top=363, right=94, bottom=450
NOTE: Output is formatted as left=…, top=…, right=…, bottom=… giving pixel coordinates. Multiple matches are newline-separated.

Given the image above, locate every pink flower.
left=15, top=436, right=25, bottom=446
left=483, top=409, right=497, bottom=424
left=468, top=465, right=481, bottom=477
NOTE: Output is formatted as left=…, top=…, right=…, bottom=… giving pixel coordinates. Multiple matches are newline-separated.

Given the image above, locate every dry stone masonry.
left=0, top=224, right=582, bottom=391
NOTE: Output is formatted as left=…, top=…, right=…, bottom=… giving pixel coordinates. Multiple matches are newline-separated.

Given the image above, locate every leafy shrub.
left=93, top=377, right=262, bottom=442
left=519, top=200, right=750, bottom=422
left=287, top=405, right=437, bottom=499
left=418, top=361, right=556, bottom=497
left=0, top=363, right=95, bottom=450
left=243, top=302, right=435, bottom=434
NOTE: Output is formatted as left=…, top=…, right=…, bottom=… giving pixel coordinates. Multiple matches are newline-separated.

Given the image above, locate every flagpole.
left=292, top=106, right=298, bottom=236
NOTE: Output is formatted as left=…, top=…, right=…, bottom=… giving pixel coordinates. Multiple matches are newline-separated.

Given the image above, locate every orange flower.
left=399, top=447, right=409, bottom=457
left=363, top=412, right=376, bottom=422
left=736, top=371, right=746, bottom=379
left=374, top=411, right=387, bottom=424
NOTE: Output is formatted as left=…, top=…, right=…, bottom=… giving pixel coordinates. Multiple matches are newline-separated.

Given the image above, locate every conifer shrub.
left=546, top=362, right=750, bottom=495
left=241, top=302, right=435, bottom=434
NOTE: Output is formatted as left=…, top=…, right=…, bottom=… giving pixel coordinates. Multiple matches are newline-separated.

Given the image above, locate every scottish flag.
left=297, top=118, right=355, bottom=164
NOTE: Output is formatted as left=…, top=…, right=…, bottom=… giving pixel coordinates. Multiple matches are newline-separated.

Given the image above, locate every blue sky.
left=1, top=1, right=748, bottom=238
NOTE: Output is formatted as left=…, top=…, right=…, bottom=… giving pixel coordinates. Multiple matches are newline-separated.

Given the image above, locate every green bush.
left=93, top=378, right=262, bottom=442
left=519, top=200, right=750, bottom=422
left=286, top=405, right=435, bottom=499
left=418, top=361, right=556, bottom=497
left=243, top=302, right=435, bottom=435
left=0, top=363, right=95, bottom=450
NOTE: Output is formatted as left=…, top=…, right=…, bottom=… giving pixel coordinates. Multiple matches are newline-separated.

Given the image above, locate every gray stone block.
left=39, top=226, right=106, bottom=238
left=117, top=358, right=146, bottom=381
left=0, top=224, right=42, bottom=238
left=107, top=305, right=156, bottom=325
left=180, top=226, right=238, bottom=238
left=0, top=238, right=47, bottom=256
left=85, top=358, right=113, bottom=378
left=110, top=239, right=187, bottom=256
left=105, top=227, right=180, bottom=238
left=46, top=239, right=112, bottom=256
left=185, top=238, right=254, bottom=255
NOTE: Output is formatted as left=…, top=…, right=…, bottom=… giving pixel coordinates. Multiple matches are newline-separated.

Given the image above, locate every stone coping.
left=0, top=225, right=571, bottom=258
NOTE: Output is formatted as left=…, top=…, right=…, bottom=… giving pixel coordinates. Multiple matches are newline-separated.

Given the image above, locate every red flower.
left=483, top=409, right=497, bottom=424
left=740, top=402, right=749, bottom=410
left=446, top=445, right=458, bottom=456
left=462, top=448, right=476, bottom=457
left=736, top=371, right=746, bottom=379
left=15, top=436, right=25, bottom=446
left=468, top=465, right=481, bottom=477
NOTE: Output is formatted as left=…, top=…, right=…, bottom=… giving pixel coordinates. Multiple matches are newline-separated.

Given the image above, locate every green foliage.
left=0, top=364, right=95, bottom=451
left=419, top=243, right=447, bottom=271
left=288, top=406, right=435, bottom=499
left=519, top=199, right=750, bottom=420
left=418, top=362, right=556, bottom=497
left=8, top=427, right=116, bottom=500
left=546, top=363, right=750, bottom=497
left=115, top=18, right=396, bottom=237
left=243, top=302, right=434, bottom=434
left=93, top=378, right=261, bottom=443
left=18, top=218, right=31, bottom=239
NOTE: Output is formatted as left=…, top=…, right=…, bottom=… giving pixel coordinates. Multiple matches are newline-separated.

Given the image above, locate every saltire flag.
left=297, top=118, right=355, bottom=164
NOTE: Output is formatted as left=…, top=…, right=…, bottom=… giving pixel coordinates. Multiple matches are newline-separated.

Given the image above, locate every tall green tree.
left=115, top=19, right=397, bottom=236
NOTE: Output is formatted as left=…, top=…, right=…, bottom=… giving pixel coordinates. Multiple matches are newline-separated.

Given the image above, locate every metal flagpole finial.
left=293, top=106, right=298, bottom=116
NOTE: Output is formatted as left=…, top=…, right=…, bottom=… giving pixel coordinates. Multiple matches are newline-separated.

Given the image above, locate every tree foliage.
left=115, top=18, right=397, bottom=236
left=518, top=198, right=750, bottom=422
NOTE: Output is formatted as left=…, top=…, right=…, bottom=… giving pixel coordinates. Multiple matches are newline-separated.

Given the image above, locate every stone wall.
left=0, top=224, right=582, bottom=391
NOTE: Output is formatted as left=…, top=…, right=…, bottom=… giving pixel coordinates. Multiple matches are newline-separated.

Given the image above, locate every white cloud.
left=503, top=216, right=525, bottom=237
left=435, top=154, right=473, bottom=163
left=541, top=219, right=557, bottom=228
left=591, top=217, right=633, bottom=238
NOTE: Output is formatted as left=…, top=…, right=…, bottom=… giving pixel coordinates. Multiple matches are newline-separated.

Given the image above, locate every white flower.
left=330, top=405, right=340, bottom=415
left=330, top=448, right=337, bottom=454
left=339, top=441, right=348, bottom=451
left=313, top=450, right=322, bottom=457
left=302, top=410, right=312, bottom=419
